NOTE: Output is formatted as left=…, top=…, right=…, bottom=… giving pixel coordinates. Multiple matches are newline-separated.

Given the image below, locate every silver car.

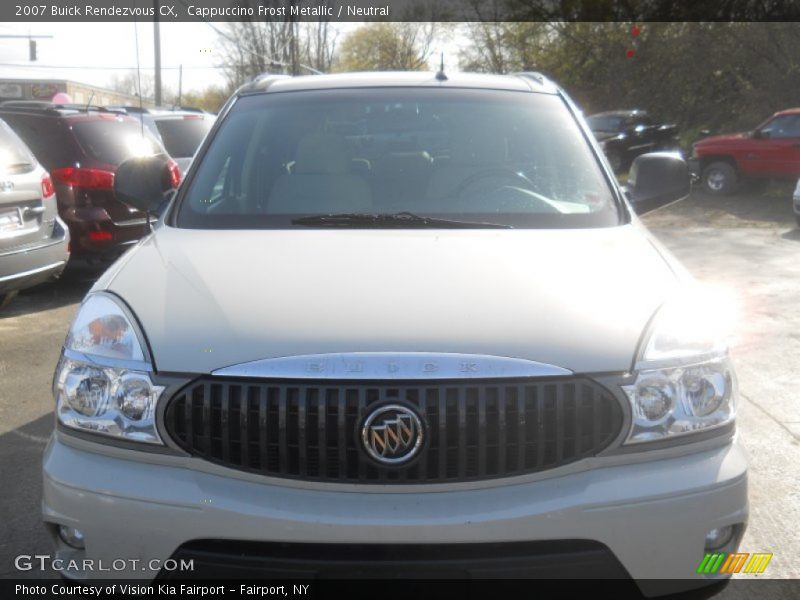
left=0, top=118, right=69, bottom=308
left=45, top=72, right=746, bottom=594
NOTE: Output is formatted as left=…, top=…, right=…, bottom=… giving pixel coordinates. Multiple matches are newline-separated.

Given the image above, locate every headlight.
left=54, top=292, right=164, bottom=444
left=623, top=287, right=737, bottom=445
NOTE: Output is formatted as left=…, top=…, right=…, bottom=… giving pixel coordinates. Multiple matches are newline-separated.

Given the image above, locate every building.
left=0, top=77, right=153, bottom=107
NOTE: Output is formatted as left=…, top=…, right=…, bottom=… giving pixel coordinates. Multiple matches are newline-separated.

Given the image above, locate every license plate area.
left=0, top=208, right=22, bottom=233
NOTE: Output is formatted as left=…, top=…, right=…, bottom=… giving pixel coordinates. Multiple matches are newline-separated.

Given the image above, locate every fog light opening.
left=58, top=525, right=86, bottom=549
left=705, top=525, right=734, bottom=551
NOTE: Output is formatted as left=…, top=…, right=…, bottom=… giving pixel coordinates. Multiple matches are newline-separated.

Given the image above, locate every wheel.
left=0, top=291, right=18, bottom=310
left=701, top=161, right=738, bottom=195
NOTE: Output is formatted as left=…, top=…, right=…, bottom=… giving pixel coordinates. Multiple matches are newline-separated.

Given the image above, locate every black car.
left=0, top=101, right=178, bottom=261
left=587, top=110, right=679, bottom=173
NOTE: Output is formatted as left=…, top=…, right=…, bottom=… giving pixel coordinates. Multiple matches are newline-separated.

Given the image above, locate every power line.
left=0, top=62, right=224, bottom=70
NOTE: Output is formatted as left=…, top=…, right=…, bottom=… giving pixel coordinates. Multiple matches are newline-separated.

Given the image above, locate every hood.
left=694, top=132, right=749, bottom=147
left=104, top=225, right=679, bottom=374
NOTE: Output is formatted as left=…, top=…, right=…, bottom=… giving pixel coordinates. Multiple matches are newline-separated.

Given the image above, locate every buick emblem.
left=361, top=404, right=424, bottom=465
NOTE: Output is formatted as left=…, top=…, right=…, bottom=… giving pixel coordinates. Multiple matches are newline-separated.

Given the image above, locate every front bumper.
left=0, top=217, right=69, bottom=294
left=42, top=432, right=747, bottom=594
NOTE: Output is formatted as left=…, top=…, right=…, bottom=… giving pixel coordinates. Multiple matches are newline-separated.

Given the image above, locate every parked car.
left=690, top=108, right=800, bottom=195
left=0, top=102, right=179, bottom=261
left=587, top=110, right=679, bottom=173
left=0, top=117, right=69, bottom=309
left=109, top=106, right=215, bottom=174
left=45, top=72, right=745, bottom=595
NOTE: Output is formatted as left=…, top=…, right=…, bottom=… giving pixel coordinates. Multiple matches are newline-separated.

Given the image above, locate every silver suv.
left=0, top=118, right=69, bottom=308
left=45, top=72, right=746, bottom=594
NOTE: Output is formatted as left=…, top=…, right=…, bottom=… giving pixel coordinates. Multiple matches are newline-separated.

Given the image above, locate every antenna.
left=435, top=52, right=447, bottom=82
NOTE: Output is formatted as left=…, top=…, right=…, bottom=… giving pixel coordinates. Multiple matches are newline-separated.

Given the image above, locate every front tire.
left=701, top=161, right=738, bottom=195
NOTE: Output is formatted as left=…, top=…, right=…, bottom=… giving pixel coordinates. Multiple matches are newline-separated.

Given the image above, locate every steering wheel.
left=453, top=167, right=535, bottom=198
left=448, top=167, right=561, bottom=214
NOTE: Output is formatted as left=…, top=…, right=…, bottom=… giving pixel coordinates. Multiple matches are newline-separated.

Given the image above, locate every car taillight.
left=41, top=173, right=55, bottom=198
left=87, top=230, right=113, bottom=242
left=166, top=159, right=181, bottom=188
left=51, top=167, right=115, bottom=191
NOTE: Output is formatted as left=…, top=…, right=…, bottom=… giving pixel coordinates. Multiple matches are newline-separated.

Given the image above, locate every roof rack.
left=238, top=73, right=291, bottom=94
left=511, top=71, right=547, bottom=85
left=0, top=100, right=127, bottom=115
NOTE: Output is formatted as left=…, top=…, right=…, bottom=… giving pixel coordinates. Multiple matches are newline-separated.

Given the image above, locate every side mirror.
left=114, top=154, right=179, bottom=215
left=752, top=129, right=768, bottom=140
left=625, top=152, right=690, bottom=215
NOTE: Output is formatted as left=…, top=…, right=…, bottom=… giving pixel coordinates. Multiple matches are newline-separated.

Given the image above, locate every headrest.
left=294, top=133, right=351, bottom=175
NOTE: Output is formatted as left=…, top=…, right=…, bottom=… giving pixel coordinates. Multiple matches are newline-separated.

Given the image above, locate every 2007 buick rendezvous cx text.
left=43, top=71, right=747, bottom=596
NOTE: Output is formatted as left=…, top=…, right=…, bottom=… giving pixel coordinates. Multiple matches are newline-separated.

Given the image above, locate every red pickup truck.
left=690, top=108, right=800, bottom=195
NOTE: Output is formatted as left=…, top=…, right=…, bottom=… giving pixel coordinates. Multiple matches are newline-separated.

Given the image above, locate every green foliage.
left=334, top=23, right=437, bottom=72
left=180, top=86, right=230, bottom=114
left=460, top=22, right=800, bottom=143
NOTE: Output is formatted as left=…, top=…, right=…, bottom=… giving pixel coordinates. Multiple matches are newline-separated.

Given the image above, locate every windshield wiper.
left=291, top=212, right=512, bottom=229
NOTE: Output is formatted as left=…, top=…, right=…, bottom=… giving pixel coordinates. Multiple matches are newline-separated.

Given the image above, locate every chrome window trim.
left=211, top=352, right=572, bottom=380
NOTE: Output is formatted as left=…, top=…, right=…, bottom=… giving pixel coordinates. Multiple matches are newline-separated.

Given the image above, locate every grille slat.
left=258, top=386, right=268, bottom=471
left=337, top=387, right=347, bottom=479
left=165, top=377, right=623, bottom=485
left=278, top=387, right=287, bottom=474
left=318, top=388, right=327, bottom=478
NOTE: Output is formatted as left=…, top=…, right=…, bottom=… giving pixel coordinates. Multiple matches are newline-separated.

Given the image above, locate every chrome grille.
left=163, top=378, right=624, bottom=483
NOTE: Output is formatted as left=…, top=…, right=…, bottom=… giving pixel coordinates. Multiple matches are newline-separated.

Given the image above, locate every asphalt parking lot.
left=1, top=188, right=799, bottom=587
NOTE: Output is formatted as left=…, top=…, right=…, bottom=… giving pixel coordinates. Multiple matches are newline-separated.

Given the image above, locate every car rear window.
left=71, top=118, right=163, bottom=166
left=0, top=113, right=77, bottom=168
left=154, top=117, right=213, bottom=158
left=177, top=88, right=620, bottom=230
left=587, top=115, right=625, bottom=132
left=0, top=119, right=36, bottom=174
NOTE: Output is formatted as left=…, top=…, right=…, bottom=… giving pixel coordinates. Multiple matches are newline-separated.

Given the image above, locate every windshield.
left=176, top=88, right=619, bottom=229
left=72, top=118, right=164, bottom=166
left=155, top=116, right=213, bottom=158
left=587, top=115, right=626, bottom=132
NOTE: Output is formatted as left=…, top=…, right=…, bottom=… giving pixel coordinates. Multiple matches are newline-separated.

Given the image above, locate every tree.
left=108, top=71, right=155, bottom=100
left=459, top=21, right=800, bottom=140
left=334, top=23, right=438, bottom=72
left=216, top=2, right=338, bottom=88
left=180, top=86, right=230, bottom=114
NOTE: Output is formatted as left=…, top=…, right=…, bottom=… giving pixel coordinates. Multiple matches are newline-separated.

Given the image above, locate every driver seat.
left=426, top=125, right=509, bottom=201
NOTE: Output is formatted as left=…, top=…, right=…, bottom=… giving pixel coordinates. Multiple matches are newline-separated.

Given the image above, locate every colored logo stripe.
left=697, top=552, right=773, bottom=574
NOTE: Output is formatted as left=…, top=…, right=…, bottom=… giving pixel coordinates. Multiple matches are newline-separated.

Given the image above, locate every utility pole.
left=177, top=64, right=182, bottom=107
left=153, top=0, right=162, bottom=106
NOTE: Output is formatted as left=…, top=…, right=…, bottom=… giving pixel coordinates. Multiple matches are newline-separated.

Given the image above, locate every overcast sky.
left=0, top=22, right=463, bottom=97
left=0, top=21, right=233, bottom=93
